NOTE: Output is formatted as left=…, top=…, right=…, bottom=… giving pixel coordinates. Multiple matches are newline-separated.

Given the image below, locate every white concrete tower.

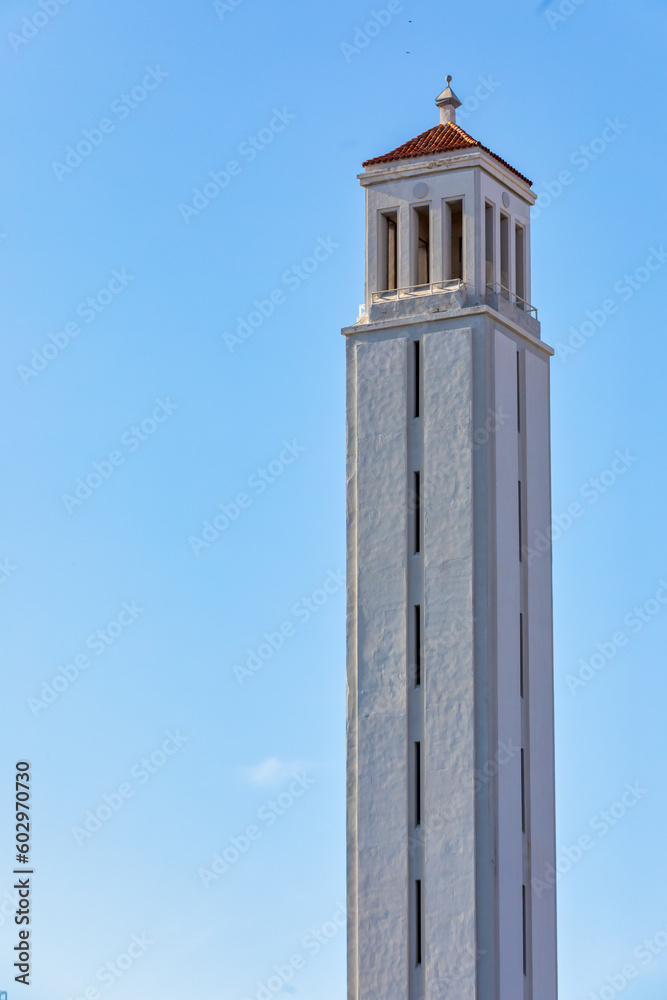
left=344, top=80, right=557, bottom=1000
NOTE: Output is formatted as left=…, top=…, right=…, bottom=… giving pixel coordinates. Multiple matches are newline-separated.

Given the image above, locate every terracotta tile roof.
left=362, top=122, right=532, bottom=186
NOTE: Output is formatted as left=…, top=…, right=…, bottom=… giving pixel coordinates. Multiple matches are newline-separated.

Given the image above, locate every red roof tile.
left=362, top=122, right=532, bottom=185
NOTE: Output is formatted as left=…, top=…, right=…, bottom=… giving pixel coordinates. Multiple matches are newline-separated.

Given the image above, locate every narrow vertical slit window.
left=414, top=471, right=421, bottom=554
left=522, top=885, right=527, bottom=975
left=414, top=605, right=421, bottom=687
left=485, top=202, right=494, bottom=287
left=516, top=351, right=521, bottom=434
left=515, top=223, right=525, bottom=307
left=500, top=213, right=510, bottom=297
left=413, top=340, right=420, bottom=419
left=447, top=200, right=463, bottom=280
left=380, top=212, right=398, bottom=291
left=519, top=613, right=524, bottom=698
left=521, top=748, right=526, bottom=833
left=518, top=481, right=523, bottom=562
left=414, top=742, right=422, bottom=826
left=415, top=881, right=423, bottom=966
left=414, top=206, right=430, bottom=286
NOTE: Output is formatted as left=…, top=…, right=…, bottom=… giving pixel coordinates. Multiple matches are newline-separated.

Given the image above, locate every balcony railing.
left=367, top=279, right=538, bottom=321
left=485, top=283, right=538, bottom=319
left=371, top=278, right=465, bottom=304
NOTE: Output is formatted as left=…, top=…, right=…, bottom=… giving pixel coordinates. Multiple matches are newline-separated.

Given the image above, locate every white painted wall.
left=525, top=350, right=558, bottom=1000
left=493, top=330, right=524, bottom=999
left=348, top=336, right=409, bottom=999
left=422, top=327, right=476, bottom=998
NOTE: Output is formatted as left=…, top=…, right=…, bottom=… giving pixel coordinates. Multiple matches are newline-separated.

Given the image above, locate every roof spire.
left=436, top=75, right=462, bottom=126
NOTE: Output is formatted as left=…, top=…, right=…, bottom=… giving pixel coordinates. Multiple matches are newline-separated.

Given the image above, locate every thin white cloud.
left=241, top=757, right=308, bottom=787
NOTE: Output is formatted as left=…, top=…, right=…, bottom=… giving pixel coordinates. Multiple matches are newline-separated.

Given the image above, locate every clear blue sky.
left=0, top=0, right=666, bottom=997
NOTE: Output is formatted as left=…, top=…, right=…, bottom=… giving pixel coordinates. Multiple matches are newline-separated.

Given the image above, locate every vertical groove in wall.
left=493, top=330, right=524, bottom=999
left=517, top=347, right=533, bottom=998
left=407, top=334, right=425, bottom=999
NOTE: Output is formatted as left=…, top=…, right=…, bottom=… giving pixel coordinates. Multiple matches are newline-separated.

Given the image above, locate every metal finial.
left=436, top=77, right=462, bottom=117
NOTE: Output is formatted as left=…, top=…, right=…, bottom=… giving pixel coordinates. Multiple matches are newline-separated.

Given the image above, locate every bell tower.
left=344, top=80, right=557, bottom=999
